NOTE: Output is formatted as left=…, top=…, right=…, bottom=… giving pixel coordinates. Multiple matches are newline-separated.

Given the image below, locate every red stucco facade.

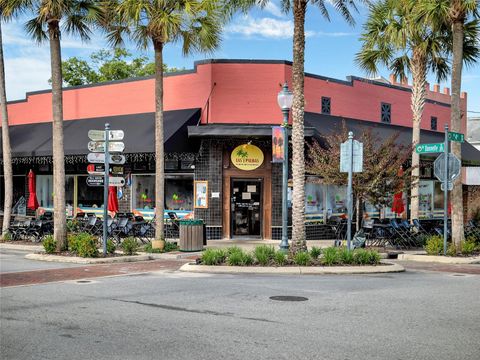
left=3, top=59, right=467, bottom=133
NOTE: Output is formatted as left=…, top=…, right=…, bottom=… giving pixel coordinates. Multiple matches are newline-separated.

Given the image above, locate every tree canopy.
left=57, top=48, right=184, bottom=86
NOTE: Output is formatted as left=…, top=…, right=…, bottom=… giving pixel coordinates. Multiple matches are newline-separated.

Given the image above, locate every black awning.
left=305, top=112, right=480, bottom=165
left=188, top=124, right=316, bottom=138
left=1, top=108, right=201, bottom=157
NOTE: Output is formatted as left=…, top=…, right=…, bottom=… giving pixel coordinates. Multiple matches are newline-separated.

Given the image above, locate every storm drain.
left=451, top=274, right=466, bottom=277
left=269, top=296, right=308, bottom=302
left=76, top=280, right=93, bottom=284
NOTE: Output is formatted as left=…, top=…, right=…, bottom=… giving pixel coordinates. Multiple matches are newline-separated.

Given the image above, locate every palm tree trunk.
left=290, top=0, right=307, bottom=253
left=0, top=23, right=13, bottom=237
left=153, top=39, right=165, bottom=242
left=409, top=52, right=427, bottom=223
left=48, top=21, right=66, bottom=251
left=450, top=20, right=465, bottom=246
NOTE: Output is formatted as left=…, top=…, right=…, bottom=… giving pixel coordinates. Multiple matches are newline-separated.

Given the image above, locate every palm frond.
left=24, top=16, right=47, bottom=43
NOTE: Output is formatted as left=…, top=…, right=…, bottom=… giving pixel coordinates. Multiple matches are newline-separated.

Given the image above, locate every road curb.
left=179, top=261, right=404, bottom=275
left=25, top=253, right=153, bottom=264
left=397, top=254, right=480, bottom=264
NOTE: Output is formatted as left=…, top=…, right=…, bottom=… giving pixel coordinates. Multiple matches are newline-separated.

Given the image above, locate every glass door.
left=231, top=179, right=262, bottom=238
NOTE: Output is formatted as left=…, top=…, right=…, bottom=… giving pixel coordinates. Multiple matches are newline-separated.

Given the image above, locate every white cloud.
left=263, top=2, right=285, bottom=18
left=226, top=16, right=355, bottom=39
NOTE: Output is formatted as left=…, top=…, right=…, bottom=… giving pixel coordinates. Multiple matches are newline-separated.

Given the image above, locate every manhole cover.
left=269, top=296, right=308, bottom=302
left=76, top=280, right=92, bottom=284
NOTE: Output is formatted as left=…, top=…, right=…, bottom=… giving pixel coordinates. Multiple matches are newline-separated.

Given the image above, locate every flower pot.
left=152, top=239, right=165, bottom=250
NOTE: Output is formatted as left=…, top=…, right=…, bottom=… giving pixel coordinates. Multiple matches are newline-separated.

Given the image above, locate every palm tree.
left=356, top=0, right=451, bottom=224
left=0, top=21, right=13, bottom=239
left=103, top=0, right=222, bottom=246
left=421, top=0, right=479, bottom=245
left=232, top=0, right=358, bottom=251
left=1, top=0, right=101, bottom=250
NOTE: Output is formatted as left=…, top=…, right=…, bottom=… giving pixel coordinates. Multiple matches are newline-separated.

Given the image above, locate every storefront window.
left=37, top=175, right=53, bottom=208
left=326, top=185, right=347, bottom=217
left=305, top=179, right=324, bottom=222
left=133, top=174, right=193, bottom=211
left=419, top=180, right=434, bottom=218
left=165, top=175, right=193, bottom=211
left=134, top=175, right=155, bottom=210
left=77, top=175, right=103, bottom=208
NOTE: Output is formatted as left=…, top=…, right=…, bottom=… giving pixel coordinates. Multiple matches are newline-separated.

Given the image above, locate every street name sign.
left=340, top=140, right=363, bottom=173
left=88, top=129, right=125, bottom=141
left=447, top=131, right=464, bottom=143
left=86, top=176, right=104, bottom=187
left=416, top=143, right=444, bottom=154
left=88, top=141, right=125, bottom=153
left=109, top=177, right=125, bottom=187
left=87, top=153, right=126, bottom=164
left=434, top=153, right=461, bottom=183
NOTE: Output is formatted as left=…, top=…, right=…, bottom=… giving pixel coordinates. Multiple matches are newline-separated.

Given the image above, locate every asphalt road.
left=1, top=269, right=479, bottom=360
left=0, top=249, right=84, bottom=273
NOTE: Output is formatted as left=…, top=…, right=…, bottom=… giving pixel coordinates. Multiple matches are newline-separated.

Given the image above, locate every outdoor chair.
left=111, top=217, right=130, bottom=244
left=8, top=218, right=24, bottom=240
left=165, top=212, right=180, bottom=240
left=389, top=219, right=417, bottom=249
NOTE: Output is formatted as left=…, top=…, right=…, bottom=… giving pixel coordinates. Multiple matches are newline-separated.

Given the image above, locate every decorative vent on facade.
left=431, top=116, right=437, bottom=130
left=381, top=103, right=391, bottom=123
left=321, top=97, right=331, bottom=115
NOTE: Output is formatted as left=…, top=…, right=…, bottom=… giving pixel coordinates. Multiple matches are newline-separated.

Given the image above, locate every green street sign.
left=448, top=131, right=464, bottom=143
left=416, top=143, right=445, bottom=154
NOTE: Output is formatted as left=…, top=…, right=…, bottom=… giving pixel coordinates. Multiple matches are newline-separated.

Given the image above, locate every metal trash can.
left=179, top=219, right=204, bottom=252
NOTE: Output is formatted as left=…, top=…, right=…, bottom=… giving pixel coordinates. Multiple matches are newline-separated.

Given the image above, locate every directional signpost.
left=87, top=125, right=125, bottom=256
left=448, top=131, right=464, bottom=143
left=340, top=132, right=363, bottom=250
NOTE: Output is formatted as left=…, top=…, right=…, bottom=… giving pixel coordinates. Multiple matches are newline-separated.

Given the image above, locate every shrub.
left=144, top=241, right=162, bottom=253
left=460, top=240, right=476, bottom=256
left=424, top=235, right=444, bottom=255
left=164, top=241, right=179, bottom=252
left=446, top=243, right=457, bottom=257
left=309, top=246, right=322, bottom=259
left=43, top=235, right=56, bottom=254
left=1, top=231, right=12, bottom=242
left=201, top=248, right=227, bottom=265
left=274, top=251, right=287, bottom=266
left=353, top=249, right=380, bottom=265
left=322, top=247, right=340, bottom=266
left=227, top=248, right=253, bottom=266
left=366, top=249, right=381, bottom=265
left=75, top=234, right=99, bottom=258
left=106, top=239, right=116, bottom=254
left=121, top=237, right=138, bottom=256
left=293, top=251, right=311, bottom=266
left=254, top=245, right=276, bottom=266
left=339, top=247, right=354, bottom=265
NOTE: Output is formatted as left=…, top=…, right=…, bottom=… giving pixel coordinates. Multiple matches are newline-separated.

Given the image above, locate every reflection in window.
left=305, top=180, right=324, bottom=215
left=134, top=175, right=155, bottom=209
left=77, top=175, right=103, bottom=208
left=326, top=185, right=347, bottom=216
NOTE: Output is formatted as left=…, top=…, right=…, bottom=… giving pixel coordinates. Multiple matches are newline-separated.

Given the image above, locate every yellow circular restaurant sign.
left=231, top=144, right=264, bottom=171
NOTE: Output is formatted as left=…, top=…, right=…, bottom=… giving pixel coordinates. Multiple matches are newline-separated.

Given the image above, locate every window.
left=321, top=97, right=331, bottom=115
left=381, top=102, right=391, bottom=123
left=431, top=116, right=437, bottom=130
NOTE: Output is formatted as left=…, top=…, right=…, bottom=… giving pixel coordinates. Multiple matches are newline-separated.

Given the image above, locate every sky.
left=2, top=0, right=479, bottom=116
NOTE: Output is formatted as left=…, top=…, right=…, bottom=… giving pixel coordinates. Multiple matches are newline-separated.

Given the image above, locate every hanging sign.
left=231, top=144, right=264, bottom=171
left=272, top=126, right=285, bottom=163
left=340, top=140, right=363, bottom=173
left=109, top=177, right=125, bottom=187
left=87, top=153, right=126, bottom=164
left=87, top=164, right=105, bottom=175
left=86, top=176, right=104, bottom=187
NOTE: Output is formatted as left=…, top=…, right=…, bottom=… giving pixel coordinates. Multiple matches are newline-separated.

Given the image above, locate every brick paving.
left=0, top=259, right=189, bottom=288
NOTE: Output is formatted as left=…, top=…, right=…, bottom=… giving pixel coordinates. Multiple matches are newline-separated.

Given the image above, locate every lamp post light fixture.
left=277, top=83, right=293, bottom=250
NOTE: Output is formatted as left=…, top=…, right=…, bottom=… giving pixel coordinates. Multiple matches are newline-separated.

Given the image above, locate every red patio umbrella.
left=27, top=170, right=39, bottom=210
left=391, top=192, right=405, bottom=216
left=108, top=186, right=119, bottom=213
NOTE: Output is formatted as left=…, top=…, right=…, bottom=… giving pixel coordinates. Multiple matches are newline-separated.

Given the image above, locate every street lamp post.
left=277, top=83, right=293, bottom=250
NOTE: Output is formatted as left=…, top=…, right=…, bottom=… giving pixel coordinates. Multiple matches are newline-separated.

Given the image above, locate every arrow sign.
left=416, top=143, right=445, bottom=154
left=87, top=153, right=126, bottom=164
left=109, top=177, right=125, bottom=187
left=88, top=129, right=125, bottom=141
left=447, top=131, right=464, bottom=143
left=87, top=164, right=105, bottom=175
left=86, top=176, right=104, bottom=187
left=88, top=141, right=125, bottom=153
left=109, top=165, right=124, bottom=175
